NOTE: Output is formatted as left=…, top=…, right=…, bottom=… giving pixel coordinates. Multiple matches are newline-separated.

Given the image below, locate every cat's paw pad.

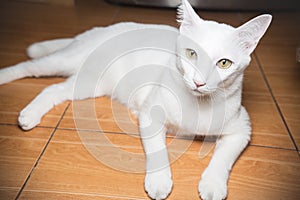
left=198, top=176, right=227, bottom=200
left=18, top=110, right=41, bottom=130
left=145, top=171, right=173, bottom=200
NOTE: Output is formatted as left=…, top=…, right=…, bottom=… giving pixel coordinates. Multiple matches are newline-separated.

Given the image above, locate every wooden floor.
left=0, top=0, right=299, bottom=199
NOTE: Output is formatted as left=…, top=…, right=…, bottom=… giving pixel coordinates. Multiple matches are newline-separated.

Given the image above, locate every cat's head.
left=176, top=0, right=272, bottom=97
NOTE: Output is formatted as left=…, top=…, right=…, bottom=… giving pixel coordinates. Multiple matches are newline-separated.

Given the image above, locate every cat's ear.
left=233, top=14, right=272, bottom=55
left=177, top=0, right=203, bottom=33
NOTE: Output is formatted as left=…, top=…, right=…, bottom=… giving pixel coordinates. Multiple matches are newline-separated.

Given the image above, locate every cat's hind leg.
left=18, top=76, right=75, bottom=130
left=27, top=38, right=73, bottom=59
left=0, top=47, right=79, bottom=85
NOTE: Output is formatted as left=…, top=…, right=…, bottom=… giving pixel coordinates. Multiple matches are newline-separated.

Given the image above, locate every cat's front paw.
left=198, top=174, right=227, bottom=200
left=145, top=170, right=173, bottom=200
left=18, top=109, right=41, bottom=130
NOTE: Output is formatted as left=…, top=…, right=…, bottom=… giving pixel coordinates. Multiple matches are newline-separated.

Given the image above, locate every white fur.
left=0, top=0, right=272, bottom=199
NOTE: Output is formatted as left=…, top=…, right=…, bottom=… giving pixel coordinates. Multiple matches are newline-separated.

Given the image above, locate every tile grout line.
left=14, top=103, right=71, bottom=200
left=253, top=52, right=299, bottom=153
left=50, top=126, right=299, bottom=152
left=23, top=189, right=147, bottom=200
left=0, top=122, right=66, bottom=130
left=249, top=143, right=296, bottom=151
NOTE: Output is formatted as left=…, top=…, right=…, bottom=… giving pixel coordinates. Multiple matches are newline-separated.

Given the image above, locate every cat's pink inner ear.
left=178, top=0, right=203, bottom=33
left=233, top=14, right=272, bottom=55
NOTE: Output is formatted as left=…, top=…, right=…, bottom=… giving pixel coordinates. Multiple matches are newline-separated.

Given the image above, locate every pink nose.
left=194, top=80, right=206, bottom=88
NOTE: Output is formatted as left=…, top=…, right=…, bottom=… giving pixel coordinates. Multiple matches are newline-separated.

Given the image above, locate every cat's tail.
left=27, top=38, right=73, bottom=59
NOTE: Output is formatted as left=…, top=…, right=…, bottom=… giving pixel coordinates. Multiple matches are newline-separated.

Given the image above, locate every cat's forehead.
left=179, top=20, right=235, bottom=58
left=192, top=21, right=234, bottom=43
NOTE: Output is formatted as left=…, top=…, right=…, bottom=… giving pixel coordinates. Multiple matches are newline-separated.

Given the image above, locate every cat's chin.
left=191, top=89, right=214, bottom=97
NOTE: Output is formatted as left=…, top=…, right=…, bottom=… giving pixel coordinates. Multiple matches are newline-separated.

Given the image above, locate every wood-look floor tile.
left=243, top=94, right=294, bottom=149
left=52, top=129, right=141, bottom=146
left=255, top=44, right=300, bottom=98
left=0, top=31, right=74, bottom=55
left=227, top=146, right=300, bottom=200
left=255, top=44, right=299, bottom=149
left=239, top=58, right=293, bottom=148
left=198, top=12, right=242, bottom=27
left=263, top=69, right=300, bottom=98
left=0, top=0, right=118, bottom=55
left=74, top=0, right=119, bottom=30
left=0, top=125, right=53, bottom=192
left=0, top=188, right=19, bottom=200
left=239, top=12, right=300, bottom=45
left=19, top=190, right=147, bottom=200
left=23, top=129, right=300, bottom=200
left=0, top=83, right=69, bottom=127
left=243, top=58, right=269, bottom=94
left=170, top=146, right=300, bottom=199
left=242, top=74, right=268, bottom=95
left=0, top=1, right=79, bottom=35
left=0, top=53, right=28, bottom=69
left=256, top=44, right=299, bottom=71
left=24, top=138, right=148, bottom=198
left=265, top=12, right=300, bottom=45
left=277, top=96, right=300, bottom=149
left=113, top=6, right=178, bottom=27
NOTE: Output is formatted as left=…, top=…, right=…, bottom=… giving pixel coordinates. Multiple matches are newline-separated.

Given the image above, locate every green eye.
left=186, top=48, right=197, bottom=59
left=217, top=59, right=233, bottom=69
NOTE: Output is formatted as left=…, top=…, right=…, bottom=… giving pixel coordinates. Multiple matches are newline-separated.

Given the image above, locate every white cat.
left=0, top=0, right=272, bottom=199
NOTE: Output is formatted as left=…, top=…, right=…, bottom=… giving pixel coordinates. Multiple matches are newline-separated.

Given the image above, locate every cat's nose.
left=193, top=80, right=206, bottom=88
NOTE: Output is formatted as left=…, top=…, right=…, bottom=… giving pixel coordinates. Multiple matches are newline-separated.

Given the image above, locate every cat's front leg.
left=139, top=113, right=173, bottom=200
left=19, top=77, right=74, bottom=130
left=144, top=166, right=172, bottom=200
left=199, top=107, right=251, bottom=200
